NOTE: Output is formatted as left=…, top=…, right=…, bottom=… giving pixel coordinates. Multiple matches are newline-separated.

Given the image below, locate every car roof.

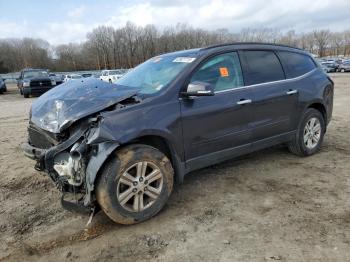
left=158, top=43, right=310, bottom=59
left=200, top=42, right=308, bottom=55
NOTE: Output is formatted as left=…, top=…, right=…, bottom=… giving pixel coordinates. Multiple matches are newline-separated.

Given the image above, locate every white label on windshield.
left=173, top=57, right=196, bottom=63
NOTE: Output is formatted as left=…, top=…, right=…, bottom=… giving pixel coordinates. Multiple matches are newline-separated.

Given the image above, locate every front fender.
left=84, top=141, right=119, bottom=205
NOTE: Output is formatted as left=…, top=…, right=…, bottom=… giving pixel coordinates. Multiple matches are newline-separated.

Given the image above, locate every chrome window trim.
left=215, top=68, right=317, bottom=94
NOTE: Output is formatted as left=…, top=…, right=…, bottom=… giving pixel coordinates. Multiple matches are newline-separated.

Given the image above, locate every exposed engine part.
left=70, top=142, right=87, bottom=161
left=53, top=143, right=86, bottom=186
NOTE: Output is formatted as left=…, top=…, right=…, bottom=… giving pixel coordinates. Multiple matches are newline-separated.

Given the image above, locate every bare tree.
left=313, top=30, right=331, bottom=57
left=1, top=24, right=350, bottom=74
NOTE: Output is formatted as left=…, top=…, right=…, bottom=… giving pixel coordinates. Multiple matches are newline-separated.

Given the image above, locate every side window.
left=278, top=51, right=316, bottom=78
left=190, top=52, right=244, bottom=92
left=242, top=51, right=285, bottom=85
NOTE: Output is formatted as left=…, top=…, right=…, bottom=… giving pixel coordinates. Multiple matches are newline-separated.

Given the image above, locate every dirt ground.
left=0, top=74, right=349, bottom=262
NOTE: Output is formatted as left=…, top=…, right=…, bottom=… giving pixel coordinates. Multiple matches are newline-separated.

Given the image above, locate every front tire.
left=288, top=108, right=325, bottom=156
left=96, top=144, right=174, bottom=225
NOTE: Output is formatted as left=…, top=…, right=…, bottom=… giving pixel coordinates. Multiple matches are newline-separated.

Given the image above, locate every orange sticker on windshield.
left=219, top=67, right=229, bottom=77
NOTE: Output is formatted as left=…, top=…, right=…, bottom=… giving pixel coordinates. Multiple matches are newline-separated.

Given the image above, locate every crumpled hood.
left=30, top=78, right=139, bottom=133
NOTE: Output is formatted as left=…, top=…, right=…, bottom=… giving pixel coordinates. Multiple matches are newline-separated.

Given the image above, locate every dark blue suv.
left=23, top=43, right=334, bottom=224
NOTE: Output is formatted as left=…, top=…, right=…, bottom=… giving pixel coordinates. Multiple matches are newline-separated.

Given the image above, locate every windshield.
left=116, top=55, right=197, bottom=94
left=23, top=71, right=48, bottom=79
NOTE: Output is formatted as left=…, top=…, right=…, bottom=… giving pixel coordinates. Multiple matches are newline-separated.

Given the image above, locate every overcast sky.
left=0, top=0, right=349, bottom=45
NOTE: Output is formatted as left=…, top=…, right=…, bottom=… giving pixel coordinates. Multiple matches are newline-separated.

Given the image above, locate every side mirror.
left=182, top=81, right=215, bottom=97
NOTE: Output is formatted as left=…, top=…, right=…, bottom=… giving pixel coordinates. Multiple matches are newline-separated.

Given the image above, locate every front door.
left=180, top=51, right=254, bottom=170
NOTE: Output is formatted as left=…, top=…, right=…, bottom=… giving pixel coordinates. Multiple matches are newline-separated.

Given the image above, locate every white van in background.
left=100, top=70, right=126, bottom=83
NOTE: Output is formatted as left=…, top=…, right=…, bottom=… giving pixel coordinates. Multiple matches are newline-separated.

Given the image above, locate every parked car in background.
left=321, top=62, right=337, bottom=72
left=23, top=43, right=333, bottom=225
left=0, top=77, right=7, bottom=94
left=49, top=73, right=64, bottom=85
left=81, top=73, right=93, bottom=78
left=338, top=61, right=350, bottom=72
left=63, top=74, right=83, bottom=82
left=100, top=69, right=125, bottom=83
left=321, top=64, right=331, bottom=73
left=94, top=72, right=102, bottom=79
left=17, top=69, right=55, bottom=98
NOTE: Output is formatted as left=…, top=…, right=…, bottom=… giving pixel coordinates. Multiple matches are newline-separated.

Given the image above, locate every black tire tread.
left=288, top=108, right=325, bottom=157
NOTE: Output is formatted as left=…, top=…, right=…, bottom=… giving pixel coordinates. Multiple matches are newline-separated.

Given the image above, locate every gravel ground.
left=0, top=74, right=349, bottom=262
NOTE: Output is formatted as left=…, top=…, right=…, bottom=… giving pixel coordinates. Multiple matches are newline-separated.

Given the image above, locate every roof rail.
left=201, top=42, right=304, bottom=51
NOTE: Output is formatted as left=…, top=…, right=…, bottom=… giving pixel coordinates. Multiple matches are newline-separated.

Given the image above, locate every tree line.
left=1, top=22, right=350, bottom=73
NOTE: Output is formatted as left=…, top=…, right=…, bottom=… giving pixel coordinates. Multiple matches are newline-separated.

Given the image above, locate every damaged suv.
left=23, top=43, right=333, bottom=224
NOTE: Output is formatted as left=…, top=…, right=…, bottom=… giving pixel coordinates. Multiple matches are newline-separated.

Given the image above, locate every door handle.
left=237, top=99, right=252, bottom=105
left=286, top=90, right=298, bottom=95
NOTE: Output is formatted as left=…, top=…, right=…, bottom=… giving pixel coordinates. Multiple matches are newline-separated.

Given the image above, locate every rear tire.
left=23, top=92, right=29, bottom=98
left=96, top=144, right=174, bottom=225
left=341, top=69, right=345, bottom=73
left=288, top=108, right=325, bottom=156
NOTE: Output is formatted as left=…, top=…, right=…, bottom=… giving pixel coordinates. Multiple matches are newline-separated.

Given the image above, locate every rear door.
left=240, top=50, right=298, bottom=142
left=180, top=51, right=254, bottom=165
left=277, top=50, right=318, bottom=122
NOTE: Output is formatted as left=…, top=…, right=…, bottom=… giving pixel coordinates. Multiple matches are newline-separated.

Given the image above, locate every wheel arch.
left=307, top=102, right=327, bottom=123
left=124, top=135, right=185, bottom=184
left=89, top=134, right=185, bottom=202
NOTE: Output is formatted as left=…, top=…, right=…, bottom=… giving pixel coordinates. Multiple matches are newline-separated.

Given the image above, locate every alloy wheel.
left=303, top=117, right=321, bottom=149
left=117, top=161, right=163, bottom=212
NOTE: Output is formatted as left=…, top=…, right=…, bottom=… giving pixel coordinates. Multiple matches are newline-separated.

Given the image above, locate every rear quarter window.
left=278, top=51, right=316, bottom=78
left=241, top=50, right=285, bottom=86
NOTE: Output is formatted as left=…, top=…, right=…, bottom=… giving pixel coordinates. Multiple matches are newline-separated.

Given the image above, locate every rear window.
left=241, top=51, right=285, bottom=85
left=278, top=51, right=316, bottom=78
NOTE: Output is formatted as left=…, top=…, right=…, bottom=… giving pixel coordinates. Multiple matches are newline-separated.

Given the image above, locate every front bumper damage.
left=22, top=120, right=119, bottom=214
left=22, top=79, right=142, bottom=215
